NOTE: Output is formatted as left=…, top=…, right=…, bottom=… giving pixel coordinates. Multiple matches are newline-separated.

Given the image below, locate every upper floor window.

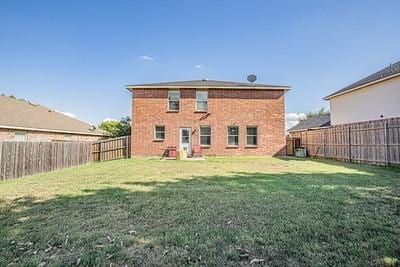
left=196, top=91, right=208, bottom=111
left=168, top=91, right=180, bottom=111
left=246, top=126, right=258, bottom=146
left=228, top=126, right=239, bottom=146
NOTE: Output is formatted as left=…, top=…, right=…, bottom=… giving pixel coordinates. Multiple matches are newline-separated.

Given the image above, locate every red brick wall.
left=0, top=128, right=101, bottom=142
left=131, top=88, right=286, bottom=156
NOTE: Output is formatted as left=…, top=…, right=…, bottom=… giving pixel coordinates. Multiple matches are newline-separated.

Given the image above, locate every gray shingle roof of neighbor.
left=0, top=95, right=105, bottom=136
left=126, top=79, right=291, bottom=90
left=324, top=60, right=400, bottom=100
left=288, top=114, right=331, bottom=132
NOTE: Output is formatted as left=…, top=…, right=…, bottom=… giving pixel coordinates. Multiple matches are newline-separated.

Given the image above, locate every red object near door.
left=193, top=145, right=201, bottom=153
left=167, top=146, right=177, bottom=157
left=192, top=145, right=202, bottom=157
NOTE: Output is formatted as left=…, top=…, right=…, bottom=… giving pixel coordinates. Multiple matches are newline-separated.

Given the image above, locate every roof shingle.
left=324, top=60, right=400, bottom=99
left=127, top=79, right=290, bottom=90
left=0, top=96, right=105, bottom=136
left=288, top=114, right=331, bottom=132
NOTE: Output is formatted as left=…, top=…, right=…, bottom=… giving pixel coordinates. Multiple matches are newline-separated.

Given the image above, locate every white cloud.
left=285, top=112, right=306, bottom=131
left=194, top=64, right=203, bottom=69
left=103, top=118, right=118, bottom=122
left=139, top=55, right=155, bottom=61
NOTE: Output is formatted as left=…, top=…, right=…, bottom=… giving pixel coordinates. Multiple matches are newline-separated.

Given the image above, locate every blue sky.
left=1, top=0, right=399, bottom=126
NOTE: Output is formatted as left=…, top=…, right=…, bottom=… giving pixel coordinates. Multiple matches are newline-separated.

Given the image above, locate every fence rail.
left=288, top=117, right=400, bottom=165
left=91, top=136, right=130, bottom=162
left=0, top=141, right=92, bottom=180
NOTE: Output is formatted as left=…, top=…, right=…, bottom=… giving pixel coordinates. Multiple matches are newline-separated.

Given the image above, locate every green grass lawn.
left=0, top=157, right=399, bottom=266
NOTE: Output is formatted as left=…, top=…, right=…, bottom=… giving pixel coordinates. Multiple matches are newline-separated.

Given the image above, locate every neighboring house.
left=325, top=60, right=400, bottom=125
left=286, top=114, right=331, bottom=155
left=127, top=79, right=290, bottom=156
left=287, top=114, right=331, bottom=134
left=0, top=96, right=105, bottom=142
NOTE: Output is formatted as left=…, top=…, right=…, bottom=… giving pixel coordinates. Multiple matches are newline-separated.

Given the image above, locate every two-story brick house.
left=127, top=80, right=290, bottom=156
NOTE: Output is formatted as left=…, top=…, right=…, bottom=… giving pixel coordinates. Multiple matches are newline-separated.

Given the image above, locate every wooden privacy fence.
left=0, top=141, right=92, bottom=180
left=288, top=117, right=400, bottom=165
left=92, top=136, right=130, bottom=162
left=0, top=136, right=132, bottom=181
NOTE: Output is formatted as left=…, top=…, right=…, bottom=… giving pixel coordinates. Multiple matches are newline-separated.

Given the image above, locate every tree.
left=99, top=116, right=131, bottom=137
left=305, top=107, right=330, bottom=119
left=115, top=116, right=131, bottom=137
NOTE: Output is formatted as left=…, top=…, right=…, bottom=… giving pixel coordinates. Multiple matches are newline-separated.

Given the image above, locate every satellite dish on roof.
left=247, top=74, right=257, bottom=83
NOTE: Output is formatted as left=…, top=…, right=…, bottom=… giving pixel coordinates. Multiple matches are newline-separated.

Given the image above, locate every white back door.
left=180, top=127, right=192, bottom=155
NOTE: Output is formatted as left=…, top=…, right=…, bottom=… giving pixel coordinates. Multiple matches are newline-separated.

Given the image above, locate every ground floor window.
left=155, top=126, right=165, bottom=140
left=200, top=126, right=211, bottom=146
left=228, top=126, right=239, bottom=146
left=15, top=131, right=27, bottom=141
left=246, top=126, right=258, bottom=146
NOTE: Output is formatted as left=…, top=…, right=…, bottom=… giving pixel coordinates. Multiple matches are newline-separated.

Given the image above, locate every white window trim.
left=195, top=90, right=208, bottom=112
left=246, top=126, right=258, bottom=146
left=154, top=125, right=166, bottom=140
left=168, top=90, right=180, bottom=112
left=227, top=126, right=239, bottom=147
left=199, top=125, right=211, bottom=147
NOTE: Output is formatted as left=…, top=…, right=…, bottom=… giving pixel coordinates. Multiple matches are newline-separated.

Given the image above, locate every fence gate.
left=92, top=136, right=131, bottom=162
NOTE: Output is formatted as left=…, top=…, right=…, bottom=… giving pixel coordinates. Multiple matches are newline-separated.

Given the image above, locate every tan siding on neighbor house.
left=330, top=76, right=400, bottom=125
left=131, top=88, right=286, bottom=156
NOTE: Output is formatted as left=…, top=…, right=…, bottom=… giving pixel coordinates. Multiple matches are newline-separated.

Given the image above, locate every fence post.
left=99, top=141, right=102, bottom=162
left=384, top=121, right=389, bottom=166
left=305, top=131, right=308, bottom=154
left=348, top=127, right=351, bottom=162
left=0, top=141, right=2, bottom=180
left=323, top=130, right=327, bottom=158
left=125, top=136, right=129, bottom=158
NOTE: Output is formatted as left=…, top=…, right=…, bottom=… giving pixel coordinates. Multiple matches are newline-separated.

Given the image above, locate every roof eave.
left=126, top=85, right=291, bottom=91
left=288, top=126, right=331, bottom=133
left=287, top=129, right=302, bottom=133
left=324, top=72, right=400, bottom=100
left=0, top=125, right=106, bottom=136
